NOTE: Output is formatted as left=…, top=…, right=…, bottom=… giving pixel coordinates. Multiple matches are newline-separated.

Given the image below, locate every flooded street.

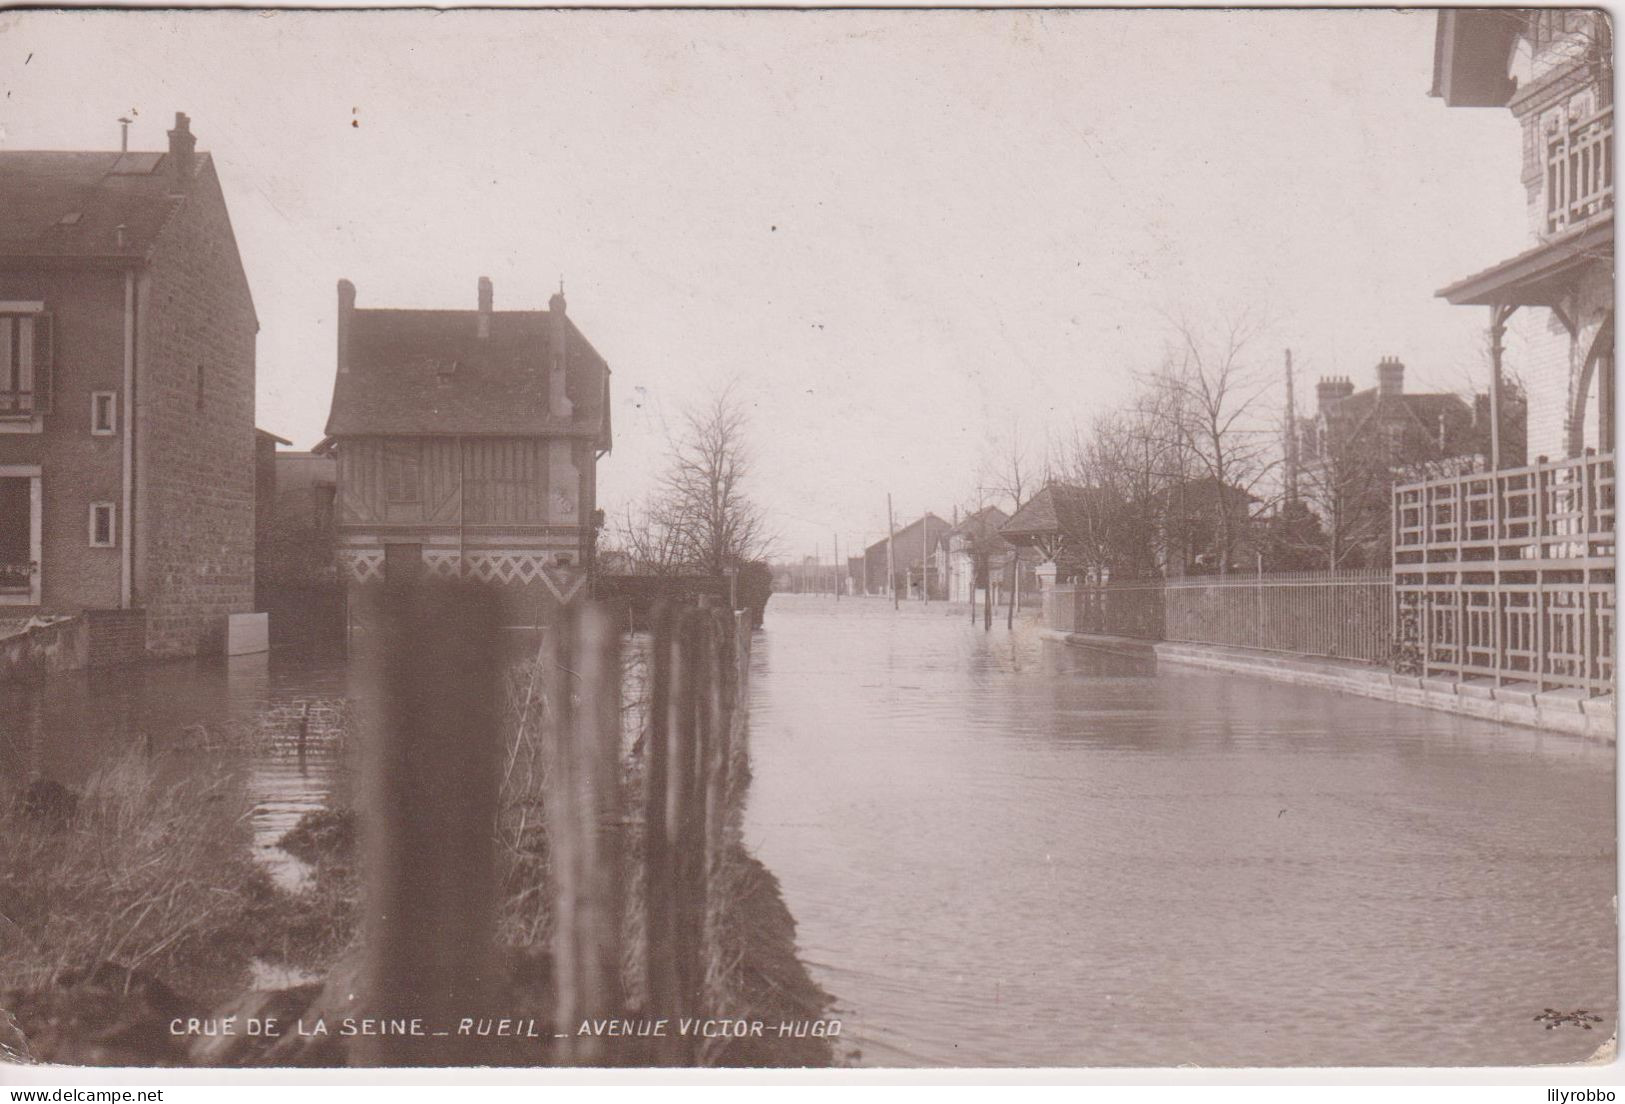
left=743, top=594, right=1617, bottom=1068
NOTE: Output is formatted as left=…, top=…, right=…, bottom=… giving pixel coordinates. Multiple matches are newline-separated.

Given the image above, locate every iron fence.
left=1047, top=570, right=1395, bottom=665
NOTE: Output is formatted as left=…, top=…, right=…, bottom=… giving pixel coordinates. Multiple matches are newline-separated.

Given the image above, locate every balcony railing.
left=1546, top=105, right=1614, bottom=235
left=1393, top=452, right=1615, bottom=694
left=0, top=389, right=39, bottom=416
left=0, top=561, right=32, bottom=594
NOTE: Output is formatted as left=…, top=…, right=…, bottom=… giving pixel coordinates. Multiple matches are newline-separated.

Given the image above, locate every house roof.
left=1000, top=483, right=1098, bottom=540
left=1430, top=9, right=1523, bottom=107
left=324, top=306, right=612, bottom=444
left=943, top=505, right=1010, bottom=551
left=0, top=150, right=193, bottom=261
left=1436, top=214, right=1614, bottom=306
left=864, top=513, right=951, bottom=560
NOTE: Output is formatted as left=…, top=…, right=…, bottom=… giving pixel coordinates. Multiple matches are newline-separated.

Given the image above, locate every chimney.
left=548, top=283, right=572, bottom=418
left=166, top=112, right=196, bottom=195
left=1377, top=356, right=1405, bottom=398
left=1316, top=375, right=1354, bottom=415
left=477, top=277, right=493, bottom=340
left=337, top=279, right=356, bottom=374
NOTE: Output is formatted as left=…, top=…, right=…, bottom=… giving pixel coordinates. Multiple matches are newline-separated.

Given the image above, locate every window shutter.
left=33, top=312, right=53, bottom=414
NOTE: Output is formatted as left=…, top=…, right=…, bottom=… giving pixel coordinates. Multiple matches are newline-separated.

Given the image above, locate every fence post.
left=643, top=603, right=681, bottom=1063
left=546, top=604, right=626, bottom=1065
left=358, top=581, right=503, bottom=1067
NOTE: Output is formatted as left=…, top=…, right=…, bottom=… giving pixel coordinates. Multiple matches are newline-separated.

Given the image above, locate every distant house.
left=1287, top=356, right=1508, bottom=567
left=859, top=513, right=951, bottom=596
left=1001, top=483, right=1106, bottom=582
left=323, top=277, right=612, bottom=623
left=1153, top=476, right=1261, bottom=577
left=0, top=113, right=259, bottom=657
left=937, top=505, right=1009, bottom=604
left=1295, top=357, right=1504, bottom=477
left=254, top=431, right=340, bottom=645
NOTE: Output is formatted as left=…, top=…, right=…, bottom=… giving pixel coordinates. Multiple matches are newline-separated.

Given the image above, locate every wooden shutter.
left=32, top=312, right=53, bottom=414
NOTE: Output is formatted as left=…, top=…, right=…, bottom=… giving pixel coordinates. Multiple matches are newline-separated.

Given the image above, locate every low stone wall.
left=1044, top=629, right=1616, bottom=742
left=0, top=617, right=88, bottom=683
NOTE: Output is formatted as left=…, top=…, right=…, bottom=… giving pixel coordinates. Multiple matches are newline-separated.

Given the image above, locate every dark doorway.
left=0, top=476, right=31, bottom=595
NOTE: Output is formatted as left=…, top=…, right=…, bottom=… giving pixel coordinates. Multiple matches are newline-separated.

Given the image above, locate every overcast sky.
left=0, top=9, right=1530, bottom=559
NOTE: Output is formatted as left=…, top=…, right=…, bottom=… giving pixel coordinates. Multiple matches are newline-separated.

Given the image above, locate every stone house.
left=322, top=277, right=612, bottom=625
left=1431, top=10, right=1613, bottom=463
left=0, top=113, right=258, bottom=657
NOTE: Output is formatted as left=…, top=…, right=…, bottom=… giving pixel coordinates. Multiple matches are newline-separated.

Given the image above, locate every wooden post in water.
left=358, top=581, right=503, bottom=1067
left=668, top=607, right=705, bottom=1063
left=643, top=602, right=681, bottom=1064
left=545, top=603, right=625, bottom=1065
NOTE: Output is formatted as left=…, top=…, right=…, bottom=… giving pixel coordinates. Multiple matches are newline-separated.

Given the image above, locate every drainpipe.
left=121, top=270, right=136, bottom=608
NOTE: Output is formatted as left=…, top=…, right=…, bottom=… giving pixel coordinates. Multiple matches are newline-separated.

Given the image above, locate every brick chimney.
left=548, top=284, right=572, bottom=418
left=166, top=112, right=196, bottom=195
left=1316, top=375, right=1355, bottom=415
left=1377, top=356, right=1405, bottom=398
left=477, top=276, right=493, bottom=340
left=337, top=279, right=356, bottom=373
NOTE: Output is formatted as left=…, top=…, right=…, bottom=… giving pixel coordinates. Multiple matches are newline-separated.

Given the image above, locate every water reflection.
left=0, top=648, right=357, bottom=891
left=743, top=595, right=1616, bottom=1068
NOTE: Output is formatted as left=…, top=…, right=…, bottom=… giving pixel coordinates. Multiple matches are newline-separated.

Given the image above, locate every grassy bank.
left=3, top=638, right=834, bottom=1068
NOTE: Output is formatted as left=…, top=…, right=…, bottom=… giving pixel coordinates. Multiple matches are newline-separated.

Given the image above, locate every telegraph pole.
left=834, top=533, right=841, bottom=602
left=921, top=514, right=929, bottom=604
left=886, top=495, right=898, bottom=611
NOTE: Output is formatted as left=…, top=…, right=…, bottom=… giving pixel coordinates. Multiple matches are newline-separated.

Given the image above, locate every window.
left=0, top=305, right=53, bottom=417
left=89, top=502, right=116, bottom=548
left=91, top=391, right=116, bottom=435
left=383, top=445, right=421, bottom=503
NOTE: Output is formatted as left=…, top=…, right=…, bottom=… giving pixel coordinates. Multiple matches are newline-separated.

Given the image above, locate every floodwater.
left=742, top=594, right=1618, bottom=1068
left=0, top=649, right=354, bottom=893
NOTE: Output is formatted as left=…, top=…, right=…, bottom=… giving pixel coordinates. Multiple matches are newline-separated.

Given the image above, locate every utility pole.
left=886, top=495, right=898, bottom=612
left=921, top=514, right=929, bottom=604
left=834, top=533, right=841, bottom=602
left=1283, top=348, right=1299, bottom=508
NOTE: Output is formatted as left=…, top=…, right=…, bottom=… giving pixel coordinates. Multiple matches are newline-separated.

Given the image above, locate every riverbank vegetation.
left=3, top=636, right=834, bottom=1068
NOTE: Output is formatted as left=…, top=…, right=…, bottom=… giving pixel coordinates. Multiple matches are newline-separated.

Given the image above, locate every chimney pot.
left=166, top=111, right=196, bottom=195
left=1377, top=356, right=1405, bottom=398
left=477, top=276, right=492, bottom=340
left=337, top=278, right=356, bottom=374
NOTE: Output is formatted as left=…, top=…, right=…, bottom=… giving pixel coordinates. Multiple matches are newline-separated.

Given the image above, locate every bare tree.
left=658, top=384, right=774, bottom=576
left=1154, top=314, right=1279, bottom=575
left=980, top=418, right=1036, bottom=515
left=607, top=494, right=689, bottom=576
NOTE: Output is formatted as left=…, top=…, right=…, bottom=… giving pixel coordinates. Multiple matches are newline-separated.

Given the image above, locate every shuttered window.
left=0, top=311, right=52, bottom=416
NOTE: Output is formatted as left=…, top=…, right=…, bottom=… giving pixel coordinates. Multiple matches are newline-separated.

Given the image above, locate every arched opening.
left=1569, top=311, right=1615, bottom=455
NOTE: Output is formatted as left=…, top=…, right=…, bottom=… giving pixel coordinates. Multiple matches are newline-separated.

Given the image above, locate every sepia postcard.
left=0, top=5, right=1615, bottom=1086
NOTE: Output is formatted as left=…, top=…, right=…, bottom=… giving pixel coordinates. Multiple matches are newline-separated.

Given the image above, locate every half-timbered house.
left=322, top=277, right=611, bottom=623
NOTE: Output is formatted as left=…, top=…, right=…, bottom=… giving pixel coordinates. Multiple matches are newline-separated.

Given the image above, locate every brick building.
left=1431, top=10, right=1613, bottom=463
left=0, top=114, right=258, bottom=657
left=323, top=277, right=612, bottom=624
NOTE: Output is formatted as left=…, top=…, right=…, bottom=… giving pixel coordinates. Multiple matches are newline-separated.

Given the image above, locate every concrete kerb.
left=1041, top=629, right=1616, bottom=743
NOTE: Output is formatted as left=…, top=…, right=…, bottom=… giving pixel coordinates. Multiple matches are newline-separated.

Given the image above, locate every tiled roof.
left=0, top=150, right=190, bottom=259
left=325, top=307, right=611, bottom=442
